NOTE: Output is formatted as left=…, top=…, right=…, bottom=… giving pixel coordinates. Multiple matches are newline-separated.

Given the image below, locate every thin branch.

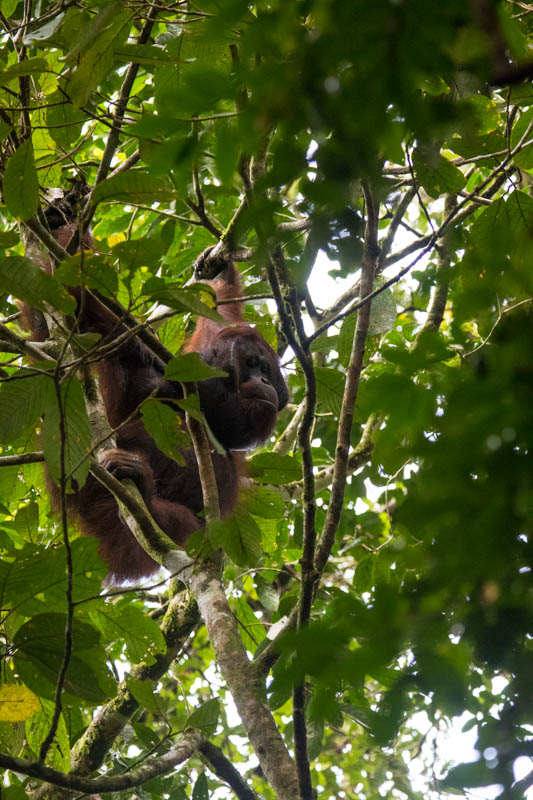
left=273, top=401, right=306, bottom=455
left=378, top=185, right=417, bottom=268
left=23, top=216, right=71, bottom=264
left=0, top=450, right=44, bottom=467
left=314, top=181, right=379, bottom=576
left=413, top=194, right=457, bottom=346
left=0, top=323, right=55, bottom=362
left=107, top=149, right=141, bottom=178
left=94, top=6, right=160, bottom=186
left=308, top=161, right=517, bottom=346
left=277, top=413, right=381, bottom=502
left=39, top=374, right=73, bottom=763
left=199, top=739, right=257, bottom=800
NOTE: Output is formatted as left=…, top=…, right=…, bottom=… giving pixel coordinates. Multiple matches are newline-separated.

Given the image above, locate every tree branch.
left=94, top=6, right=160, bottom=186
left=314, top=181, right=379, bottom=576
left=0, top=733, right=202, bottom=793
left=199, top=739, right=257, bottom=800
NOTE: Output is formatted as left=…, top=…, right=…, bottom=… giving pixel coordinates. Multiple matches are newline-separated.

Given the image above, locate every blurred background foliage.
left=0, top=0, right=532, bottom=798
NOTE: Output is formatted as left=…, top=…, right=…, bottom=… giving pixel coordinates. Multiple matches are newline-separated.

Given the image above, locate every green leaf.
left=0, top=540, right=106, bottom=616
left=248, top=453, right=301, bottom=485
left=42, top=376, right=92, bottom=491
left=174, top=393, right=204, bottom=422
left=0, top=57, right=48, bottom=80
left=91, top=171, right=175, bottom=207
left=0, top=256, right=76, bottom=312
left=315, top=366, right=345, bottom=417
left=412, top=145, right=466, bottom=198
left=144, top=279, right=223, bottom=323
left=214, top=121, right=240, bottom=185
left=65, top=9, right=131, bottom=107
left=208, top=511, right=262, bottom=567
left=112, top=237, right=165, bottom=273
left=13, top=614, right=113, bottom=704
left=354, top=555, right=377, bottom=594
left=3, top=140, right=39, bottom=221
left=338, top=313, right=357, bottom=367
left=0, top=230, right=18, bottom=248
left=140, top=399, right=188, bottom=464
left=14, top=502, right=39, bottom=540
left=45, top=91, right=86, bottom=148
left=0, top=0, right=18, bottom=17
left=510, top=107, right=533, bottom=168
left=114, top=43, right=182, bottom=66
left=54, top=253, right=118, bottom=298
left=256, top=576, right=279, bottom=612
left=188, top=698, right=220, bottom=737
left=165, top=353, right=228, bottom=382
left=236, top=594, right=266, bottom=651
left=126, top=677, right=166, bottom=715
left=192, top=773, right=209, bottom=800
left=0, top=373, right=52, bottom=445
left=90, top=604, right=166, bottom=664
left=245, top=486, right=285, bottom=519
left=26, top=701, right=70, bottom=771
left=442, top=760, right=499, bottom=790
left=368, top=283, right=397, bottom=336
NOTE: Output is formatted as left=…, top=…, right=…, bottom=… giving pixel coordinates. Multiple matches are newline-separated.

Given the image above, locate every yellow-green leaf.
left=0, top=684, right=40, bottom=722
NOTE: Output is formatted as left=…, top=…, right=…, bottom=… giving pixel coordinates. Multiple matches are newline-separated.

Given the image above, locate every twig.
left=0, top=323, right=55, bottom=362
left=314, top=181, right=379, bottom=575
left=0, top=450, right=44, bottom=467
left=94, top=5, right=160, bottom=186
left=413, top=194, right=457, bottom=346
left=39, top=372, right=74, bottom=763
left=378, top=186, right=417, bottom=268
left=273, top=401, right=306, bottom=455
left=199, top=739, right=257, bottom=800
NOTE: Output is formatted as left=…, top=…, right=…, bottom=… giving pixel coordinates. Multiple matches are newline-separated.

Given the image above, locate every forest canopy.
left=0, top=1, right=532, bottom=799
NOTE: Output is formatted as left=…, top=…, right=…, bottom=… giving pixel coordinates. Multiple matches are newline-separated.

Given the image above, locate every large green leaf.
left=208, top=511, right=262, bottom=567
left=13, top=614, right=114, bottom=703
left=0, top=256, right=76, bottom=312
left=412, top=145, right=466, bottom=198
left=315, top=366, right=346, bottom=417
left=0, top=372, right=53, bottom=445
left=165, top=353, right=228, bottom=382
left=90, top=603, right=166, bottom=664
left=144, top=279, right=223, bottom=322
left=42, top=376, right=92, bottom=490
left=248, top=453, right=301, bottom=485
left=188, top=698, right=220, bottom=737
left=54, top=253, right=118, bottom=298
left=65, top=8, right=131, bottom=107
left=45, top=90, right=86, bottom=148
left=3, top=140, right=39, bottom=221
left=91, top=171, right=175, bottom=207
left=0, top=57, right=48, bottom=80
left=141, top=398, right=189, bottom=464
left=0, top=540, right=106, bottom=616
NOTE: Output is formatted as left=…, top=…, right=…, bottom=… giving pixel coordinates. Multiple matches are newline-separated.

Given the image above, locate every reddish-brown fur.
left=22, top=224, right=288, bottom=583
